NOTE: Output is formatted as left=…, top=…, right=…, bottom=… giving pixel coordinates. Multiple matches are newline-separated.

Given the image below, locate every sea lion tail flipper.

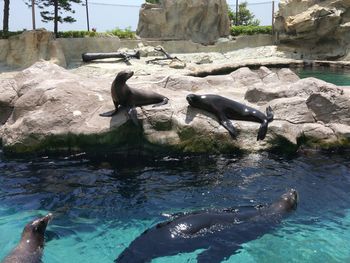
left=220, top=118, right=238, bottom=138
left=127, top=107, right=139, bottom=126
left=152, top=97, right=169, bottom=108
left=266, top=106, right=274, bottom=122
left=99, top=109, right=118, bottom=117
left=257, top=120, right=268, bottom=141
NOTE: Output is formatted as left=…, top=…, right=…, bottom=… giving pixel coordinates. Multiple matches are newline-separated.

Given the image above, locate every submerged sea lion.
left=186, top=94, right=274, bottom=140
left=115, top=189, right=298, bottom=263
left=2, top=213, right=53, bottom=263
left=100, top=70, right=169, bottom=121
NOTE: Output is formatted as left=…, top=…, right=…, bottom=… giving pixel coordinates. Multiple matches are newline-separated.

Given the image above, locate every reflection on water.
left=0, top=152, right=349, bottom=262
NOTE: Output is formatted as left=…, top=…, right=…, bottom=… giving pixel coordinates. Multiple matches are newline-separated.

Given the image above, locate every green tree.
left=26, top=0, right=83, bottom=37
left=145, top=0, right=160, bottom=3
left=229, top=2, right=260, bottom=26
left=2, top=0, right=10, bottom=33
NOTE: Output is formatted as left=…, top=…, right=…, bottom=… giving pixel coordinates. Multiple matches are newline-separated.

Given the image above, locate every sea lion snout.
left=27, top=213, right=53, bottom=235
left=186, top=94, right=199, bottom=106
left=281, top=189, right=298, bottom=211
left=116, top=70, right=134, bottom=82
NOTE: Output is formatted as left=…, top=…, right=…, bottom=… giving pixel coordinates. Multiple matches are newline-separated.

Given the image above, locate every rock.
left=245, top=77, right=343, bottom=103
left=270, top=97, right=315, bottom=124
left=1, top=61, right=350, bottom=155
left=0, top=79, right=18, bottom=124
left=136, top=43, right=164, bottom=57
left=194, top=55, right=213, bottom=65
left=275, top=0, right=350, bottom=59
left=301, top=123, right=338, bottom=146
left=169, top=59, right=186, bottom=69
left=257, top=66, right=279, bottom=84
left=328, top=123, right=350, bottom=144
left=136, top=0, right=231, bottom=45
left=6, top=29, right=66, bottom=68
left=276, top=68, right=300, bottom=83
left=306, top=92, right=350, bottom=125
left=230, top=67, right=262, bottom=89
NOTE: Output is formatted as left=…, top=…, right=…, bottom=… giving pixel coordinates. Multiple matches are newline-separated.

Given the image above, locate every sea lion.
left=2, top=213, right=53, bottom=263
left=186, top=94, right=274, bottom=140
left=100, top=70, right=169, bottom=121
left=115, top=189, right=298, bottom=263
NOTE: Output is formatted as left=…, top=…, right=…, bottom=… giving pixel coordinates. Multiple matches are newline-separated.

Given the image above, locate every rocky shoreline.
left=1, top=57, right=349, bottom=156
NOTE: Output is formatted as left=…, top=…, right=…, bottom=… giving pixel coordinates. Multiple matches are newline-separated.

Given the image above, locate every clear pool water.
left=0, top=151, right=350, bottom=263
left=294, top=67, right=350, bottom=86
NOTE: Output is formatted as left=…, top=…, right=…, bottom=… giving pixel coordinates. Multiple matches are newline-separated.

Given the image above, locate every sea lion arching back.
left=100, top=70, right=168, bottom=117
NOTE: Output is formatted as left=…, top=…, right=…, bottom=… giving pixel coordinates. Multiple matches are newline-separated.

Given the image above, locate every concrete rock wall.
left=275, top=0, right=350, bottom=59
left=5, top=29, right=66, bottom=68
left=137, top=0, right=231, bottom=45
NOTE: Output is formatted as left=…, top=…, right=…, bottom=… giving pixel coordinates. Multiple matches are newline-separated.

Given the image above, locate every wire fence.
left=227, top=0, right=279, bottom=26
left=0, top=0, right=279, bottom=32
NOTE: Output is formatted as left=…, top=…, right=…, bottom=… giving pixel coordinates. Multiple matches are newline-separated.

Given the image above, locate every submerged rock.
left=0, top=61, right=350, bottom=155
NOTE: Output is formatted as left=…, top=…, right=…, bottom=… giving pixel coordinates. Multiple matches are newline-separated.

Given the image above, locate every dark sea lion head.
left=186, top=93, right=210, bottom=109
left=186, top=94, right=200, bottom=107
left=21, top=213, right=53, bottom=249
left=271, top=189, right=298, bottom=213
left=115, top=70, right=134, bottom=83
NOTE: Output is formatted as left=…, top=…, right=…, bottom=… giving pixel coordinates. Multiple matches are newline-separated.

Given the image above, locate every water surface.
left=0, top=152, right=349, bottom=262
left=294, top=67, right=350, bottom=86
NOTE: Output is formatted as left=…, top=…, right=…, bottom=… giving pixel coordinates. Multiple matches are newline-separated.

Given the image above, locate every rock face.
left=1, top=61, right=350, bottom=155
left=137, top=0, right=231, bottom=45
left=275, top=0, right=350, bottom=59
left=6, top=29, right=66, bottom=68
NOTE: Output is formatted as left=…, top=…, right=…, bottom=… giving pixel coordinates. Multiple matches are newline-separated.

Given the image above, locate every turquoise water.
left=294, top=67, right=350, bottom=86
left=0, top=152, right=350, bottom=262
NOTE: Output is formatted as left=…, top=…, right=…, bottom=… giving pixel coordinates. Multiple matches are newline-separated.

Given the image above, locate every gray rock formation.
left=137, top=0, right=231, bottom=45
left=1, top=61, right=350, bottom=155
left=5, top=29, right=66, bottom=68
left=275, top=0, right=350, bottom=59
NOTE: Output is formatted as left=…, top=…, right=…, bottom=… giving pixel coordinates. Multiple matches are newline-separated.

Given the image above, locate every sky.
left=0, top=0, right=280, bottom=32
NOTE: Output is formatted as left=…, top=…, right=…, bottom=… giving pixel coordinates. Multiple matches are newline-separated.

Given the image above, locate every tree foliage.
left=26, top=0, right=83, bottom=37
left=145, top=0, right=160, bottom=3
left=229, top=2, right=260, bottom=26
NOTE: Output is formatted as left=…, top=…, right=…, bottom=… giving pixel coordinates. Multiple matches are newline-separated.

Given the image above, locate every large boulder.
left=136, top=0, right=231, bottom=45
left=6, top=29, right=66, bottom=68
left=275, top=0, right=350, bottom=59
left=1, top=61, right=350, bottom=155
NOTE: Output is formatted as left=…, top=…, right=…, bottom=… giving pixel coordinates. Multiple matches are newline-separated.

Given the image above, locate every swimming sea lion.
left=2, top=213, right=53, bottom=263
left=100, top=70, right=169, bottom=121
left=115, top=189, right=298, bottom=263
left=186, top=94, right=274, bottom=140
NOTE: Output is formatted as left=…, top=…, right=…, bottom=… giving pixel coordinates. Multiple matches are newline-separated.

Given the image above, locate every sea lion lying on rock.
left=186, top=94, right=274, bottom=140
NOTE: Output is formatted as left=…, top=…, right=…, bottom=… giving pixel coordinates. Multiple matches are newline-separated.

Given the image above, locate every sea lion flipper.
left=266, top=106, right=274, bottom=122
left=127, top=107, right=139, bottom=126
left=99, top=109, right=118, bottom=117
left=197, top=244, right=241, bottom=263
left=152, top=97, right=169, bottom=108
left=220, top=118, right=238, bottom=138
left=257, top=120, right=268, bottom=141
